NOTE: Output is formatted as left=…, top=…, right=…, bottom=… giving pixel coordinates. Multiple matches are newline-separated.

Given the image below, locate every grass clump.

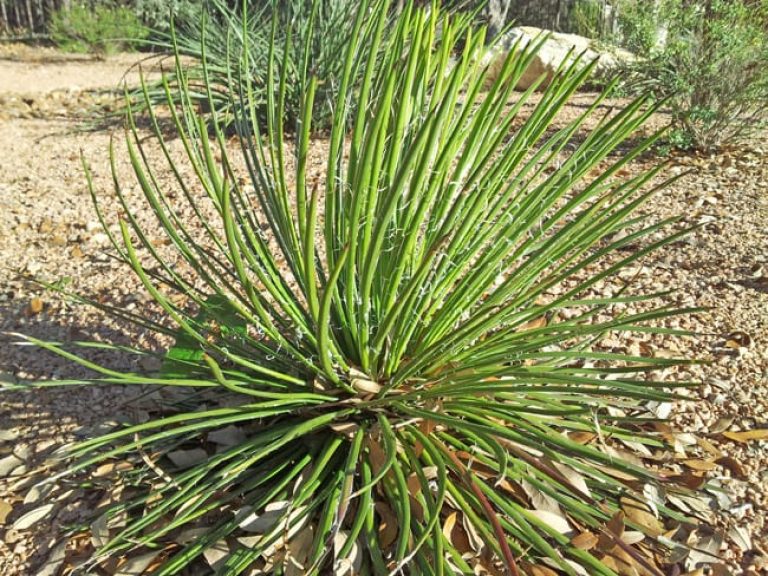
left=16, top=0, right=706, bottom=574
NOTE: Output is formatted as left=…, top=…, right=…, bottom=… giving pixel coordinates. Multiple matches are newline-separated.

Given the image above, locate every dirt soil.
left=0, top=45, right=767, bottom=575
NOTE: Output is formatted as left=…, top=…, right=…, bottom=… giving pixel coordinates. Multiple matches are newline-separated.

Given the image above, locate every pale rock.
left=89, top=232, right=110, bottom=246
left=485, top=26, right=635, bottom=90
left=85, top=221, right=102, bottom=233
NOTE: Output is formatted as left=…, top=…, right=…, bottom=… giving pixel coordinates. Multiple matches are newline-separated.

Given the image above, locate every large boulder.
left=485, top=26, right=635, bottom=90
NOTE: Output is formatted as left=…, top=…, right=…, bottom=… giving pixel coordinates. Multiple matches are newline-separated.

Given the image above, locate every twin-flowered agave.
left=15, top=1, right=701, bottom=574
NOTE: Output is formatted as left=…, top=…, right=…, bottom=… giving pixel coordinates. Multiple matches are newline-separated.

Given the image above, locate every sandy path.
left=0, top=45, right=165, bottom=94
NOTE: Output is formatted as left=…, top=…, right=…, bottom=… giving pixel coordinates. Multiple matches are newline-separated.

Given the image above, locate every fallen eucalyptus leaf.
left=722, top=429, right=768, bottom=443
left=208, top=425, right=246, bottom=447
left=527, top=509, right=572, bottom=534
left=12, top=503, right=54, bottom=530
left=709, top=417, right=734, bottom=434
left=285, top=524, right=314, bottom=576
left=620, top=496, right=663, bottom=537
left=728, top=526, right=751, bottom=552
left=36, top=541, right=67, bottom=576
left=91, top=512, right=110, bottom=548
left=0, top=454, right=24, bottom=477
left=333, top=530, right=361, bottom=575
left=0, top=500, right=13, bottom=524
left=686, top=531, right=722, bottom=569
left=115, top=551, right=162, bottom=576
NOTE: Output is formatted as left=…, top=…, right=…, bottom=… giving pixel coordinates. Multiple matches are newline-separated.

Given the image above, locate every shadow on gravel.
left=0, top=281, right=167, bottom=381
left=0, top=279, right=173, bottom=446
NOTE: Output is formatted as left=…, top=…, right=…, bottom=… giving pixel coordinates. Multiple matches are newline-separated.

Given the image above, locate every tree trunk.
left=25, top=0, right=35, bottom=30
left=34, top=0, right=44, bottom=29
left=0, top=0, right=9, bottom=33
left=13, top=0, right=22, bottom=29
left=484, top=0, right=513, bottom=38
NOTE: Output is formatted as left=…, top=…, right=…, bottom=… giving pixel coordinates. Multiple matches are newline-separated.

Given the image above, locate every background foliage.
left=617, top=0, right=768, bottom=150
left=49, top=2, right=148, bottom=53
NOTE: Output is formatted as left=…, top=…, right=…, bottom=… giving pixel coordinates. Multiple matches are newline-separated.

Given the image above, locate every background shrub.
left=49, top=2, right=148, bottom=54
left=132, top=0, right=202, bottom=38
left=571, top=0, right=608, bottom=39
left=614, top=0, right=662, bottom=53
left=618, top=0, right=768, bottom=151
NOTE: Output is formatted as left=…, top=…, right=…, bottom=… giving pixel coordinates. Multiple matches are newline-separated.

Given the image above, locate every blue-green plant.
left=16, top=0, right=703, bottom=574
left=134, top=0, right=371, bottom=130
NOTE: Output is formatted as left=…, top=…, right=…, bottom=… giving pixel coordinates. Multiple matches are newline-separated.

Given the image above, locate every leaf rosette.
left=15, top=1, right=704, bottom=574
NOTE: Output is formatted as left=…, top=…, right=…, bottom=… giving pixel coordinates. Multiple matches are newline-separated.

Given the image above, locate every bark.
left=25, top=0, right=35, bottom=30
left=484, top=0, right=513, bottom=38
left=34, top=0, right=43, bottom=28
left=0, top=0, right=9, bottom=33
left=13, top=0, right=22, bottom=29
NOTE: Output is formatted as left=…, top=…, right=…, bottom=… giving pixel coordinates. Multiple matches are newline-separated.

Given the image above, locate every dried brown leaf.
left=682, top=459, right=717, bottom=472
left=414, top=419, right=436, bottom=457
left=620, top=497, right=663, bottom=537
left=715, top=456, right=747, bottom=479
left=519, top=316, right=548, bottom=331
left=375, top=502, right=398, bottom=549
left=0, top=500, right=13, bottom=525
left=568, top=431, right=597, bottom=445
left=28, top=298, right=43, bottom=315
left=696, top=437, right=722, bottom=457
left=724, top=331, right=751, bottom=348
left=406, top=472, right=423, bottom=497
left=722, top=429, right=768, bottom=443
left=571, top=531, right=599, bottom=550
left=521, top=563, right=559, bottom=576
left=442, top=511, right=472, bottom=555
left=365, top=437, right=387, bottom=478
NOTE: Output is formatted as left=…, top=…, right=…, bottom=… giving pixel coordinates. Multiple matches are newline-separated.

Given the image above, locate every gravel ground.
left=0, top=46, right=766, bottom=575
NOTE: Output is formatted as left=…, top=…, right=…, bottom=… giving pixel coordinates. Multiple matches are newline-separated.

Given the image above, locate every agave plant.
left=132, top=0, right=370, bottom=131
left=16, top=0, right=702, bottom=574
